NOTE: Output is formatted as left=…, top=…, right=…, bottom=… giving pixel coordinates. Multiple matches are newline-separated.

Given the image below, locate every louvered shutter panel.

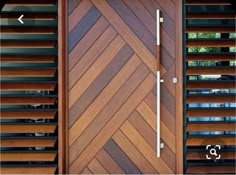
left=184, top=0, right=236, bottom=174
left=0, top=0, right=59, bottom=174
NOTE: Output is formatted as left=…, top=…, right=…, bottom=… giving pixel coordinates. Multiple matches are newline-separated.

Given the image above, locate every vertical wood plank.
left=58, top=0, right=68, bottom=173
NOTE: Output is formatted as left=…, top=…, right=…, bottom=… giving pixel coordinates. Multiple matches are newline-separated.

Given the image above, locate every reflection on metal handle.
left=156, top=9, right=164, bottom=158
left=156, top=10, right=160, bottom=45
left=156, top=70, right=161, bottom=157
left=157, top=71, right=164, bottom=157
left=156, top=10, right=163, bottom=46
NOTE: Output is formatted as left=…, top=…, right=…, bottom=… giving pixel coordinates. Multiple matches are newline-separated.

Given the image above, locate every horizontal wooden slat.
left=1, top=41, right=55, bottom=48
left=0, top=167, right=57, bottom=174
left=186, top=67, right=235, bottom=75
left=186, top=13, right=236, bottom=19
left=0, top=83, right=56, bottom=91
left=186, top=26, right=235, bottom=33
left=187, top=137, right=236, bottom=146
left=0, top=13, right=56, bottom=20
left=4, top=0, right=56, bottom=6
left=0, top=28, right=56, bottom=34
left=0, top=111, right=56, bottom=119
left=0, top=124, right=57, bottom=133
left=2, top=29, right=54, bottom=35
left=186, top=81, right=236, bottom=90
left=0, top=152, right=57, bottom=162
left=187, top=151, right=236, bottom=160
left=0, top=56, right=55, bottom=63
left=187, top=123, right=235, bottom=132
left=187, top=165, right=235, bottom=174
left=186, top=95, right=235, bottom=103
left=0, top=69, right=56, bottom=77
left=0, top=97, right=56, bottom=105
left=0, top=138, right=56, bottom=147
left=186, top=40, right=235, bottom=47
left=187, top=109, right=236, bottom=117
left=185, top=0, right=232, bottom=5
left=186, top=53, right=235, bottom=61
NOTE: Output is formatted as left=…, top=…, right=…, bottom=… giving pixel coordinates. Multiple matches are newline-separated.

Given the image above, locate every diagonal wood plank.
left=69, top=35, right=125, bottom=110
left=121, top=121, right=173, bottom=174
left=107, top=0, right=156, bottom=55
left=136, top=101, right=176, bottom=153
left=69, top=74, right=155, bottom=173
left=69, top=63, right=149, bottom=164
left=104, top=139, right=141, bottom=174
left=69, top=16, right=109, bottom=70
left=69, top=54, right=142, bottom=145
left=91, top=0, right=163, bottom=74
left=96, top=149, right=125, bottom=174
left=88, top=158, right=108, bottom=174
left=81, top=168, right=93, bottom=174
left=69, top=0, right=93, bottom=32
left=145, top=91, right=176, bottom=134
left=69, top=25, right=117, bottom=89
left=128, top=111, right=176, bottom=172
left=113, top=130, right=157, bottom=174
left=69, top=44, right=134, bottom=127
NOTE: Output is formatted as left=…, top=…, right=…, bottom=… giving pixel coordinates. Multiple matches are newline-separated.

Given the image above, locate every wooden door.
left=68, top=0, right=183, bottom=174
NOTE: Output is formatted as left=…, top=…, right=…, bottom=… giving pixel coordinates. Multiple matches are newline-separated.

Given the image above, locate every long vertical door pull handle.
left=156, top=9, right=164, bottom=158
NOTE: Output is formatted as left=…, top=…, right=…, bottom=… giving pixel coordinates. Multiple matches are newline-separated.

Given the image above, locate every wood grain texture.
left=0, top=70, right=56, bottom=77
left=186, top=95, right=235, bottom=103
left=0, top=111, right=56, bottom=120
left=121, top=121, right=173, bottom=174
left=186, top=81, right=236, bottom=90
left=186, top=166, right=236, bottom=174
left=186, top=40, right=235, bottom=47
left=68, top=0, right=179, bottom=173
left=0, top=41, right=55, bottom=48
left=0, top=97, right=56, bottom=105
left=91, top=0, right=158, bottom=74
left=187, top=137, right=236, bottom=146
left=186, top=123, right=235, bottom=132
left=113, top=130, right=157, bottom=174
left=0, top=124, right=56, bottom=133
left=0, top=152, right=57, bottom=162
left=0, top=83, right=56, bottom=91
left=186, top=53, right=235, bottom=61
left=187, top=109, right=236, bottom=117
left=186, top=26, right=235, bottom=33
left=88, top=158, right=109, bottom=174
left=0, top=167, right=57, bottom=174
left=96, top=149, right=125, bottom=174
left=186, top=67, right=236, bottom=75
left=0, top=138, right=56, bottom=148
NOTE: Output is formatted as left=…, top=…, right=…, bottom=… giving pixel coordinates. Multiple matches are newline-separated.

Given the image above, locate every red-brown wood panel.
left=68, top=0, right=182, bottom=174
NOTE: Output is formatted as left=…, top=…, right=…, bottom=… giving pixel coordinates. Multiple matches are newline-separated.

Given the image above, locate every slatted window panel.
left=184, top=0, right=236, bottom=174
left=0, top=0, right=59, bottom=174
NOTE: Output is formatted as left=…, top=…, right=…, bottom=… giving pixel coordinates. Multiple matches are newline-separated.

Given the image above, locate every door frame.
left=175, top=0, right=183, bottom=173
left=60, top=0, right=184, bottom=174
left=58, top=0, right=68, bottom=174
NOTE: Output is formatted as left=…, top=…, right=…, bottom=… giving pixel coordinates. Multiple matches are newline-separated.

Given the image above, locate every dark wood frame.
left=58, top=0, right=68, bottom=173
left=175, top=0, right=184, bottom=173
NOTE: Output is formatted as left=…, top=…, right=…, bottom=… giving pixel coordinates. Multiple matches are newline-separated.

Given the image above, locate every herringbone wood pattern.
left=68, top=0, right=177, bottom=174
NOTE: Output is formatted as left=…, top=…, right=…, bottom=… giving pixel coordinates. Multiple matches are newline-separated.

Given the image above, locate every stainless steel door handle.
left=156, top=9, right=164, bottom=158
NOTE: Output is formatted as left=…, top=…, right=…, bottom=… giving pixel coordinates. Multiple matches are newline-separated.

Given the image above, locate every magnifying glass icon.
left=210, top=148, right=217, bottom=156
